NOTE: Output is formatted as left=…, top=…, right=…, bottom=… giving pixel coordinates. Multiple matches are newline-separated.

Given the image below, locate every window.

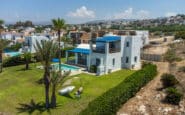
left=126, top=42, right=129, bottom=47
left=96, top=58, right=100, bottom=66
left=134, top=56, right=137, bottom=62
left=126, top=57, right=129, bottom=63
left=112, top=58, right=115, bottom=66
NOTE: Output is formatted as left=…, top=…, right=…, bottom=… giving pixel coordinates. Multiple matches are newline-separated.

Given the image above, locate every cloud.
left=165, top=12, right=177, bottom=17
left=113, top=8, right=150, bottom=19
left=68, top=6, right=95, bottom=18
left=136, top=10, right=150, bottom=19
left=114, top=8, right=133, bottom=19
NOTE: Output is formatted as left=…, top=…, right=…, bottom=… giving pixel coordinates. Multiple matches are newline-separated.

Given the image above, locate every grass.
left=0, top=63, right=135, bottom=115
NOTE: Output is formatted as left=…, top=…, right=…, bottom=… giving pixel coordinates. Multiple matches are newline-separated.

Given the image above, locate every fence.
left=141, top=53, right=163, bottom=62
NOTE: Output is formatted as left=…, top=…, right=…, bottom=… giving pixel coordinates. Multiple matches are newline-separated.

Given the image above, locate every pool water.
left=5, top=52, right=21, bottom=57
left=52, top=64, right=80, bottom=71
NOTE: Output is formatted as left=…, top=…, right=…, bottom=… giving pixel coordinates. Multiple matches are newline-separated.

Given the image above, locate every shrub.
left=90, top=65, right=97, bottom=73
left=80, top=64, right=157, bottom=115
left=161, top=73, right=179, bottom=88
left=3, top=55, right=25, bottom=67
left=164, top=87, right=183, bottom=105
left=179, top=66, right=185, bottom=73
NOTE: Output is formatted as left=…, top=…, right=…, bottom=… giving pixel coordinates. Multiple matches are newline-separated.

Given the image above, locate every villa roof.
left=96, top=36, right=121, bottom=42
left=68, top=48, right=91, bottom=54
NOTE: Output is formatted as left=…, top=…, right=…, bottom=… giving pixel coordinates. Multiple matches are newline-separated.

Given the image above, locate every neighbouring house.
left=68, top=31, right=91, bottom=44
left=66, top=30, right=149, bottom=75
left=22, top=35, right=49, bottom=53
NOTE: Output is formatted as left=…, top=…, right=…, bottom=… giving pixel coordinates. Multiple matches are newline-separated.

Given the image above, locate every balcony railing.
left=109, top=48, right=121, bottom=53
left=92, top=47, right=105, bottom=53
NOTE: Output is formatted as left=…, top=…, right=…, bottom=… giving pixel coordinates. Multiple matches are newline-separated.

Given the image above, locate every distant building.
left=22, top=35, right=49, bottom=53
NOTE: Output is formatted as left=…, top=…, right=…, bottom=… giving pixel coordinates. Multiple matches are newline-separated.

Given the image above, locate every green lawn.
left=0, top=63, right=135, bottom=115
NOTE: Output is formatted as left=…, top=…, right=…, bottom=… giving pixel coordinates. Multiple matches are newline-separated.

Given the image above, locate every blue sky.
left=1, top=0, right=185, bottom=24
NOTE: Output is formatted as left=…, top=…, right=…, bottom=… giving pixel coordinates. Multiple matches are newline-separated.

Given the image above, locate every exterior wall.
left=22, top=36, right=49, bottom=53
left=135, top=30, right=149, bottom=47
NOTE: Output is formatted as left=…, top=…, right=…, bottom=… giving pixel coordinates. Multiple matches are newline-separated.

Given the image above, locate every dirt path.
left=117, top=62, right=185, bottom=115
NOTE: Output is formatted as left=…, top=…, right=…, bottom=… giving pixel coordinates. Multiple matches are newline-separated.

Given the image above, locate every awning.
left=52, top=58, right=60, bottom=62
left=96, top=36, right=121, bottom=42
left=68, top=48, right=91, bottom=54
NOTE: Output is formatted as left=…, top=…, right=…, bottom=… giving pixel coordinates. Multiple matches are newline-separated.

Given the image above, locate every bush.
left=3, top=56, right=25, bottom=67
left=80, top=64, right=157, bottom=115
left=179, top=66, right=185, bottom=73
left=164, top=87, right=183, bottom=105
left=90, top=65, right=97, bottom=73
left=161, top=73, right=179, bottom=88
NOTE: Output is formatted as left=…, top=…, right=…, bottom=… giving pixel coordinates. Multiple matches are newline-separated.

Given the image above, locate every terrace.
left=92, top=36, right=121, bottom=54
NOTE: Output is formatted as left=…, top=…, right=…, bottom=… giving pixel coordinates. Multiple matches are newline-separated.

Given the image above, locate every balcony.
left=92, top=47, right=105, bottom=53
left=109, top=48, right=120, bottom=53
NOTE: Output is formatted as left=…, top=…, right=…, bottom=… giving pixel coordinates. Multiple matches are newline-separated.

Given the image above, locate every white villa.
left=22, top=35, right=49, bottom=53
left=66, top=30, right=149, bottom=75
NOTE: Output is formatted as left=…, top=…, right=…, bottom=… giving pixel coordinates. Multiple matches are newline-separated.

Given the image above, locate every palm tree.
left=50, top=70, right=70, bottom=108
left=0, top=19, right=4, bottom=38
left=34, top=40, right=58, bottom=108
left=0, top=39, right=9, bottom=73
left=52, top=18, right=66, bottom=73
left=23, top=52, right=32, bottom=70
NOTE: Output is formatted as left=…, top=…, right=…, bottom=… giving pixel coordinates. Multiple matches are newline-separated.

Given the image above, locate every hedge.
left=80, top=63, right=157, bottom=115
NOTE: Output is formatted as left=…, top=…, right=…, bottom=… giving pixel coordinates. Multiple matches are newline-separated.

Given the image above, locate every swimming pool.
left=51, top=64, right=80, bottom=71
left=5, top=52, right=21, bottom=57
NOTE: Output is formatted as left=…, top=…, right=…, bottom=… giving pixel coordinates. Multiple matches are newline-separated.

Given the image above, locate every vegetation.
left=161, top=73, right=179, bottom=88
left=80, top=63, right=157, bottom=115
left=164, top=48, right=180, bottom=63
left=6, top=43, right=22, bottom=51
left=90, top=65, right=97, bottom=73
left=23, top=52, right=32, bottom=70
left=164, top=87, right=183, bottom=105
left=179, top=66, right=185, bottom=73
left=0, top=64, right=134, bottom=114
left=34, top=40, right=58, bottom=108
left=14, top=20, right=34, bottom=28
left=136, top=25, right=185, bottom=32
left=175, top=31, right=185, bottom=40
left=0, top=39, right=10, bottom=73
left=52, top=18, right=66, bottom=73
left=50, top=70, right=70, bottom=108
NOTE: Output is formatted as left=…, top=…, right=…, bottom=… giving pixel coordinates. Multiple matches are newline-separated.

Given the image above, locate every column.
left=65, top=51, right=68, bottom=63
left=75, top=53, right=78, bottom=64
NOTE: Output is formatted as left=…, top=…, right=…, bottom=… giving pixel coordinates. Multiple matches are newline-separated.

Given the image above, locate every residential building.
left=66, top=30, right=149, bottom=75
left=22, top=35, right=49, bottom=53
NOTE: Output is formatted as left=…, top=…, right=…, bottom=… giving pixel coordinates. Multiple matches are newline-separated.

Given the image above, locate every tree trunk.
left=44, top=67, right=50, bottom=109
left=50, top=84, right=56, bottom=108
left=25, top=61, right=29, bottom=70
left=58, top=30, right=62, bottom=73
left=0, top=50, right=3, bottom=73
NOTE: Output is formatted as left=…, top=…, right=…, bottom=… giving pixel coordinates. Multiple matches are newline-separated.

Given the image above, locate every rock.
left=138, top=105, right=146, bottom=113
left=119, top=113, right=128, bottom=115
left=136, top=95, right=142, bottom=99
left=162, top=107, right=172, bottom=114
left=155, top=94, right=161, bottom=100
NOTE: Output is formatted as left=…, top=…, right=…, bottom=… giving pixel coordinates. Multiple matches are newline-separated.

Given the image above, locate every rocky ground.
left=117, top=41, right=185, bottom=115
left=117, top=62, right=185, bottom=115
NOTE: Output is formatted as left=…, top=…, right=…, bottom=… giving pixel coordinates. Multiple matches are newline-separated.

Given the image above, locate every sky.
left=1, top=0, right=185, bottom=24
